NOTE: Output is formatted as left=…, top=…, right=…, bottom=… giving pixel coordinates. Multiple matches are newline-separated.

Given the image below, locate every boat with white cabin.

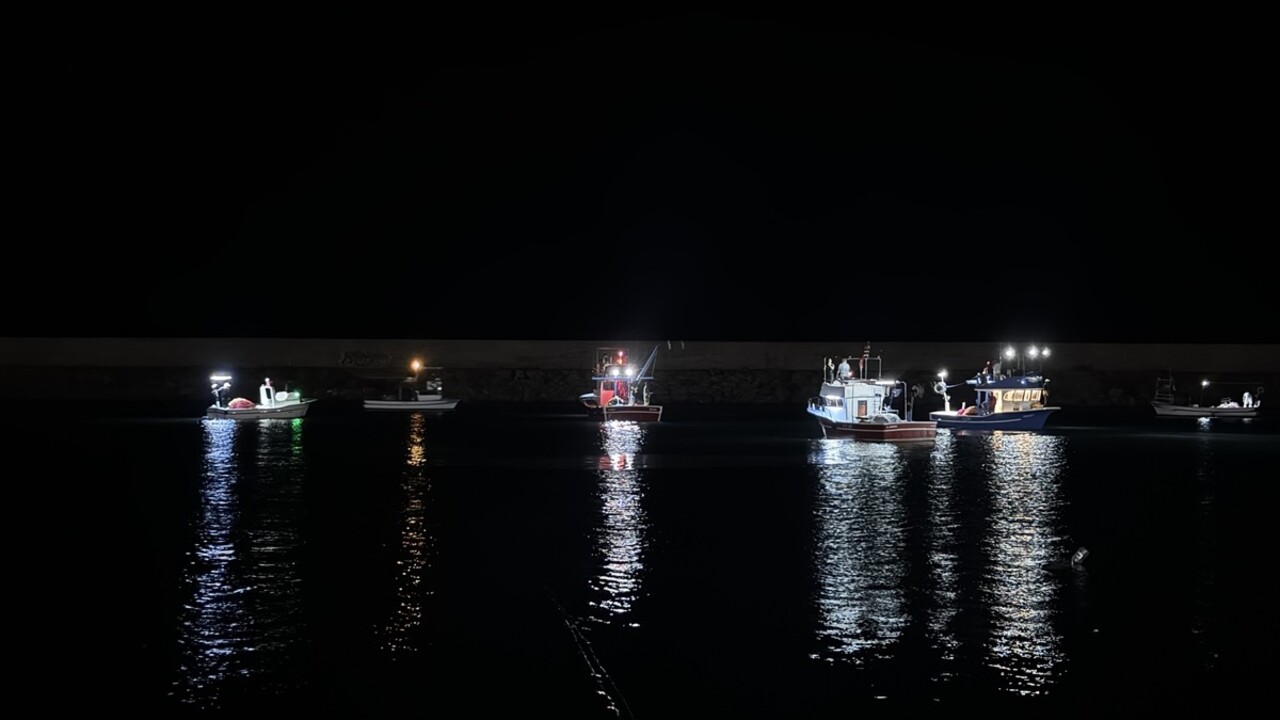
left=805, top=344, right=936, bottom=441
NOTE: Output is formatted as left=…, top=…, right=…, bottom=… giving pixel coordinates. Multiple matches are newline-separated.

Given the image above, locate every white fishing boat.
left=1150, top=371, right=1261, bottom=418
left=363, top=360, right=460, bottom=412
left=805, top=343, right=936, bottom=441
left=207, top=374, right=316, bottom=419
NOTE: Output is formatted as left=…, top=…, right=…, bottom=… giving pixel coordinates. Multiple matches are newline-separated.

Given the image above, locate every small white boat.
left=207, top=374, right=316, bottom=420
left=362, top=361, right=460, bottom=412
left=1151, top=372, right=1261, bottom=418
left=363, top=393, right=460, bottom=412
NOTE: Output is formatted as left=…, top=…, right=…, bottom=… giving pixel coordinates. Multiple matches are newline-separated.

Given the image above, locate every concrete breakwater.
left=1, top=338, right=1276, bottom=409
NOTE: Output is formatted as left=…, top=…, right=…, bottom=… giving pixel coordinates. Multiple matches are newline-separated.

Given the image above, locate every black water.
left=35, top=404, right=1279, bottom=715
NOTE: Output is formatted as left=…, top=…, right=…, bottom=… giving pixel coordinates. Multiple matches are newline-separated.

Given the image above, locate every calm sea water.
left=39, top=403, right=1278, bottom=715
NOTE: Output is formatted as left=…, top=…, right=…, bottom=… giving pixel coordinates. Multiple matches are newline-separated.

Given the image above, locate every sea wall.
left=1, top=338, right=1275, bottom=408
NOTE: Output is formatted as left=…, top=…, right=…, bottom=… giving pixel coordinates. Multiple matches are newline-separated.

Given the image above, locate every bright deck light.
left=1005, top=347, right=1016, bottom=360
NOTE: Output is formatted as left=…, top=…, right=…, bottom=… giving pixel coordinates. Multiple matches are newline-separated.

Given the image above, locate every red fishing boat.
left=579, top=345, right=664, bottom=422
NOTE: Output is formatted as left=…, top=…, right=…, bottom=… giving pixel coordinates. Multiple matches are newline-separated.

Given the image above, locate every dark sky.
left=28, top=14, right=1273, bottom=343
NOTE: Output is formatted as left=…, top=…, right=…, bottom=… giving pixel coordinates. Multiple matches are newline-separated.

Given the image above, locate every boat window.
left=857, top=400, right=867, bottom=417
left=1030, top=389, right=1041, bottom=401
left=1012, top=389, right=1025, bottom=402
left=1003, top=390, right=1015, bottom=402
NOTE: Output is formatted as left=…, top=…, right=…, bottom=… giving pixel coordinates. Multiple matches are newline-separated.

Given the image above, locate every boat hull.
left=602, top=404, right=663, bottom=422
left=810, top=413, right=937, bottom=441
left=363, top=398, right=459, bottom=411
left=930, top=407, right=1058, bottom=431
left=1151, top=402, right=1259, bottom=418
left=207, top=399, right=315, bottom=420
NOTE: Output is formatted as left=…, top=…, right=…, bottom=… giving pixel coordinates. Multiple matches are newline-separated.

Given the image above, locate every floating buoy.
left=1071, top=547, right=1090, bottom=566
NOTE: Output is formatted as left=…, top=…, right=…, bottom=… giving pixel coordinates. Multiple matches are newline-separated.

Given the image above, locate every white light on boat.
left=938, top=370, right=947, bottom=379
left=625, top=367, right=636, bottom=377
left=210, top=373, right=232, bottom=382
left=1042, top=348, right=1051, bottom=358
left=609, top=367, right=620, bottom=377
left=1004, top=347, right=1016, bottom=360
left=1028, top=346, right=1039, bottom=358
left=1201, top=379, right=1210, bottom=387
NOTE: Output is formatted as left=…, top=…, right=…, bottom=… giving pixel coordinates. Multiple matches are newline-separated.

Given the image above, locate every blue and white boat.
left=929, top=354, right=1059, bottom=431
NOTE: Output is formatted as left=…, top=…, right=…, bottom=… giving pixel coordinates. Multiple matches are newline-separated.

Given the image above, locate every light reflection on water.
left=380, top=412, right=437, bottom=657
left=809, top=439, right=910, bottom=663
left=926, top=431, right=961, bottom=676
left=587, top=420, right=650, bottom=625
left=172, top=418, right=306, bottom=708
left=808, top=431, right=1077, bottom=699
left=1190, top=434, right=1217, bottom=670
left=979, top=432, right=1069, bottom=697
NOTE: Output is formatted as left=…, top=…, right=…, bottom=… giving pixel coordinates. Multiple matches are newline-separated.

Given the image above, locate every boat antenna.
left=633, top=344, right=661, bottom=381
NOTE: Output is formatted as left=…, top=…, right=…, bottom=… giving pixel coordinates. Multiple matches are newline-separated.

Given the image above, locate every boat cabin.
left=966, top=375, right=1050, bottom=415
left=815, top=379, right=895, bottom=419
left=811, top=352, right=916, bottom=421
left=590, top=347, right=658, bottom=408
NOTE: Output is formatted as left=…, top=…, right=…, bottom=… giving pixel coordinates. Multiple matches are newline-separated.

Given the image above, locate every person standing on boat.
left=212, top=381, right=230, bottom=408
left=837, top=357, right=852, bottom=381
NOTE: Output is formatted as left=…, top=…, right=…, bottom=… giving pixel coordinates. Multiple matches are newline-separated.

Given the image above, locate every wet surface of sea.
left=30, top=403, right=1277, bottom=715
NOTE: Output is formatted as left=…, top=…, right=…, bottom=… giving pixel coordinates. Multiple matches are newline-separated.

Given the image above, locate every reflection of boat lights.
left=925, top=431, right=960, bottom=668
left=177, top=419, right=243, bottom=706
left=176, top=418, right=307, bottom=707
left=384, top=412, right=434, bottom=656
left=983, top=433, right=1068, bottom=697
left=810, top=440, right=908, bottom=661
left=590, top=421, right=649, bottom=622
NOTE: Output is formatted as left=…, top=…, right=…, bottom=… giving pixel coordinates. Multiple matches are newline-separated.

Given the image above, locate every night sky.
left=31, top=14, right=1272, bottom=343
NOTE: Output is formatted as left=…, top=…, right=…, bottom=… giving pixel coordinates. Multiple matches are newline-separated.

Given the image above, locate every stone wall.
left=1, top=338, right=1275, bottom=408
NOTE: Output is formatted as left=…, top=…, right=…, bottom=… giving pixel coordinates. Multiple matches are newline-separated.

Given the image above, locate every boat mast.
left=634, top=344, right=660, bottom=380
